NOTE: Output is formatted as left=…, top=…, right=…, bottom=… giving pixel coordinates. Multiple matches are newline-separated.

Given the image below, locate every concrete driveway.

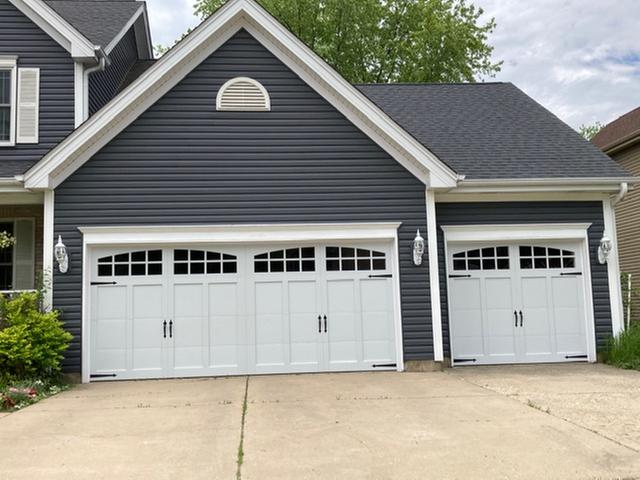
left=0, top=365, right=639, bottom=479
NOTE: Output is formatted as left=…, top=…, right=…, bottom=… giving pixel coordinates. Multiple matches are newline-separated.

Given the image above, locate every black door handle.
left=163, top=320, right=167, bottom=338
left=323, top=315, right=327, bottom=333
left=514, top=311, right=518, bottom=327
left=318, top=315, right=322, bottom=333
left=519, top=311, right=523, bottom=327
left=169, top=320, right=173, bottom=338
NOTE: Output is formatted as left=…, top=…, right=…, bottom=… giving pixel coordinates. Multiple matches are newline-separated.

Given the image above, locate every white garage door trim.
left=79, top=223, right=404, bottom=383
left=441, top=223, right=597, bottom=365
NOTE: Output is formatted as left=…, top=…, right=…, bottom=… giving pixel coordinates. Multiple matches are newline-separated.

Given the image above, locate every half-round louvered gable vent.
left=216, top=77, right=271, bottom=111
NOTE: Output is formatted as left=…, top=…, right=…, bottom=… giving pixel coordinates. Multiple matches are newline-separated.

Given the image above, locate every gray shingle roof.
left=45, top=0, right=143, bottom=48
left=356, top=82, right=630, bottom=180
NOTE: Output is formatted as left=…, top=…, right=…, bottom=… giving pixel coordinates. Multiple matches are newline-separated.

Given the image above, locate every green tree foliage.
left=579, top=121, right=604, bottom=141
left=0, top=292, right=72, bottom=379
left=193, top=0, right=501, bottom=83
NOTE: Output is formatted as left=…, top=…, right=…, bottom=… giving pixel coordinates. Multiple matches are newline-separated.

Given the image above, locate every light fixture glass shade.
left=55, top=235, right=69, bottom=273
left=413, top=229, right=425, bottom=266
left=598, top=232, right=612, bottom=265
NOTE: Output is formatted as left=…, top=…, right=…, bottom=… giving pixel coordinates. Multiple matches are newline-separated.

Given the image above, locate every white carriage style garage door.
left=89, top=241, right=398, bottom=381
left=447, top=241, right=590, bottom=366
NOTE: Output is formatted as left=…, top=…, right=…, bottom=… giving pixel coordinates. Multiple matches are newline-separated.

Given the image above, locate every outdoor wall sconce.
left=413, top=229, right=425, bottom=266
left=55, top=235, right=69, bottom=273
left=598, top=231, right=612, bottom=265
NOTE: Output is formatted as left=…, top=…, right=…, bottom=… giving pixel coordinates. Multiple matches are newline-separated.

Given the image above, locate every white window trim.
left=79, top=222, right=405, bottom=383
left=216, top=76, right=271, bottom=111
left=441, top=222, right=597, bottom=364
left=0, top=57, right=18, bottom=147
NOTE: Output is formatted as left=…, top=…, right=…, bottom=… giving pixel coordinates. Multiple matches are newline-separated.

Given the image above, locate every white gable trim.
left=9, top=0, right=97, bottom=60
left=23, top=0, right=459, bottom=190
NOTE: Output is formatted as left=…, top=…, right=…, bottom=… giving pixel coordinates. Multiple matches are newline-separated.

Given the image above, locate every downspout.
left=82, top=48, right=110, bottom=120
left=612, top=182, right=628, bottom=206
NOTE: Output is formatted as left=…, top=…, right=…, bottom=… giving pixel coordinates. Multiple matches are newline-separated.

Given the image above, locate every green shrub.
left=0, top=292, right=72, bottom=379
left=605, top=324, right=640, bottom=370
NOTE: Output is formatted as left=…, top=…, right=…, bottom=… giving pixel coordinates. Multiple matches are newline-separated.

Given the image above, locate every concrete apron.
left=1, top=368, right=639, bottom=479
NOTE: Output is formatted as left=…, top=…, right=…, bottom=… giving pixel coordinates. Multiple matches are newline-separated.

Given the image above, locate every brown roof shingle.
left=592, top=106, right=640, bottom=151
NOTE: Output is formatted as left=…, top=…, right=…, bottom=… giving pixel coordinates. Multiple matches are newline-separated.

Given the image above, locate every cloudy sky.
left=145, top=0, right=640, bottom=130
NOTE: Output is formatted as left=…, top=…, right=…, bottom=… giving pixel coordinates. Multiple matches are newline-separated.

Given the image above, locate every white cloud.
left=142, top=0, right=640, bottom=129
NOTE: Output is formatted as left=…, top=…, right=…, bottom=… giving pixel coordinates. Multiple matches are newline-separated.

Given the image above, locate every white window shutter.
left=14, top=219, right=35, bottom=290
left=16, top=68, right=39, bottom=144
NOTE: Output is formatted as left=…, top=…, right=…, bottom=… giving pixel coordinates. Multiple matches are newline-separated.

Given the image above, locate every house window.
left=0, top=222, right=14, bottom=290
left=519, top=246, right=576, bottom=269
left=98, top=250, right=163, bottom=277
left=452, top=246, right=510, bottom=271
left=0, top=63, right=15, bottom=144
left=173, top=250, right=237, bottom=275
left=254, top=248, right=315, bottom=273
left=325, top=247, right=386, bottom=272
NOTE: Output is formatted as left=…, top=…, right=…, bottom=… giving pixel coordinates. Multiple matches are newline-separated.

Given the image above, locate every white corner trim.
left=9, top=0, right=96, bottom=59
left=73, top=62, right=86, bottom=127
left=42, top=189, right=54, bottom=310
left=441, top=223, right=592, bottom=243
left=81, top=238, right=90, bottom=383
left=391, top=231, right=405, bottom=372
left=603, top=199, right=624, bottom=335
left=23, top=0, right=458, bottom=190
left=79, top=222, right=403, bottom=245
left=216, top=76, right=271, bottom=111
left=426, top=189, right=443, bottom=362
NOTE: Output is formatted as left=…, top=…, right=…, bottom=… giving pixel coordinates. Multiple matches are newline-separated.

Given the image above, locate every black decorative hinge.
left=90, top=374, right=117, bottom=379
left=91, top=281, right=118, bottom=286
left=560, top=272, right=582, bottom=276
left=565, top=355, right=588, bottom=359
left=449, top=274, right=472, bottom=278
left=453, top=358, right=477, bottom=363
left=368, top=274, right=393, bottom=278
left=372, top=363, right=397, bottom=368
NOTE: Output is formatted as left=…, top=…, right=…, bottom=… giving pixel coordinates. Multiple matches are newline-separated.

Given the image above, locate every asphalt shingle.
left=45, top=0, right=143, bottom=48
left=356, top=82, right=630, bottom=180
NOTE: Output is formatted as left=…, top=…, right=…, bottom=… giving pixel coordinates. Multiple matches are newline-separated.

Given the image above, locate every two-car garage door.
left=89, top=242, right=398, bottom=381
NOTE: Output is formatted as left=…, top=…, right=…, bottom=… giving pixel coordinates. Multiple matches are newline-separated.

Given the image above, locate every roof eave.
left=451, top=177, right=638, bottom=194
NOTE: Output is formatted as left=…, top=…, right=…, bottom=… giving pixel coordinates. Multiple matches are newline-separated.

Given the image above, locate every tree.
left=193, top=0, right=501, bottom=83
left=579, top=122, right=604, bottom=141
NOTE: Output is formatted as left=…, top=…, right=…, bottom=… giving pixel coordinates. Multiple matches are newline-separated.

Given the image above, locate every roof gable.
left=23, top=0, right=459, bottom=189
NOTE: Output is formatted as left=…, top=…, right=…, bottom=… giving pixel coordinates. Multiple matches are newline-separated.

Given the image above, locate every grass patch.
left=0, top=377, right=70, bottom=412
left=605, top=324, right=640, bottom=370
left=236, top=376, right=249, bottom=480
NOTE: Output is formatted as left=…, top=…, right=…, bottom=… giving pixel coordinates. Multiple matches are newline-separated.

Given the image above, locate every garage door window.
left=255, top=247, right=315, bottom=273
left=519, top=246, right=575, bottom=269
left=325, top=247, right=386, bottom=271
left=174, top=249, right=237, bottom=275
left=452, top=246, right=509, bottom=271
left=98, top=250, right=163, bottom=277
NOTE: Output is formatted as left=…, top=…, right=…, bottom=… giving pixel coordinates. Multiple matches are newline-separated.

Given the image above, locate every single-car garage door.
left=447, top=242, right=589, bottom=366
left=89, top=242, right=398, bottom=381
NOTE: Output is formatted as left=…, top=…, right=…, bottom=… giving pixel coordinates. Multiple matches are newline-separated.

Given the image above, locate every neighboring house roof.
left=592, top=106, right=640, bottom=153
left=44, top=0, right=147, bottom=52
left=357, top=83, right=630, bottom=180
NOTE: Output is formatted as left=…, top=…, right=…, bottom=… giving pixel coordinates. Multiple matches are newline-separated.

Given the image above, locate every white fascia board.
left=441, top=223, right=592, bottom=243
left=454, top=177, right=639, bottom=194
left=10, top=0, right=97, bottom=60
left=79, top=222, right=403, bottom=246
left=23, top=0, right=458, bottom=190
left=105, top=5, right=152, bottom=59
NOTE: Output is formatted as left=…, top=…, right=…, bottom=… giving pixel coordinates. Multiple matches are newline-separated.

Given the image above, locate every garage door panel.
left=254, top=282, right=286, bottom=367
left=288, top=280, right=321, bottom=367
left=361, top=280, right=395, bottom=362
left=132, top=284, right=164, bottom=372
left=92, top=286, right=128, bottom=373
left=173, top=284, right=207, bottom=371
left=209, top=283, right=242, bottom=369
left=327, top=280, right=359, bottom=366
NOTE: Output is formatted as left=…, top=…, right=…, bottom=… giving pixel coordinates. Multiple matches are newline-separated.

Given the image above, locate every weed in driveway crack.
left=236, top=376, right=249, bottom=480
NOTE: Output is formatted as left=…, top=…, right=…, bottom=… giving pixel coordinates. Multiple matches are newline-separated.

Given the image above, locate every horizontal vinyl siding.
left=0, top=0, right=75, bottom=176
left=612, top=144, right=640, bottom=323
left=89, top=27, right=138, bottom=115
left=53, top=29, right=432, bottom=372
left=436, top=201, right=612, bottom=357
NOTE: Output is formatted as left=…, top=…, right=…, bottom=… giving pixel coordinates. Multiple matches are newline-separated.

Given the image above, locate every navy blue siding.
left=0, top=0, right=75, bottom=177
left=89, top=27, right=138, bottom=115
left=53, top=30, right=432, bottom=371
left=436, top=201, right=612, bottom=357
